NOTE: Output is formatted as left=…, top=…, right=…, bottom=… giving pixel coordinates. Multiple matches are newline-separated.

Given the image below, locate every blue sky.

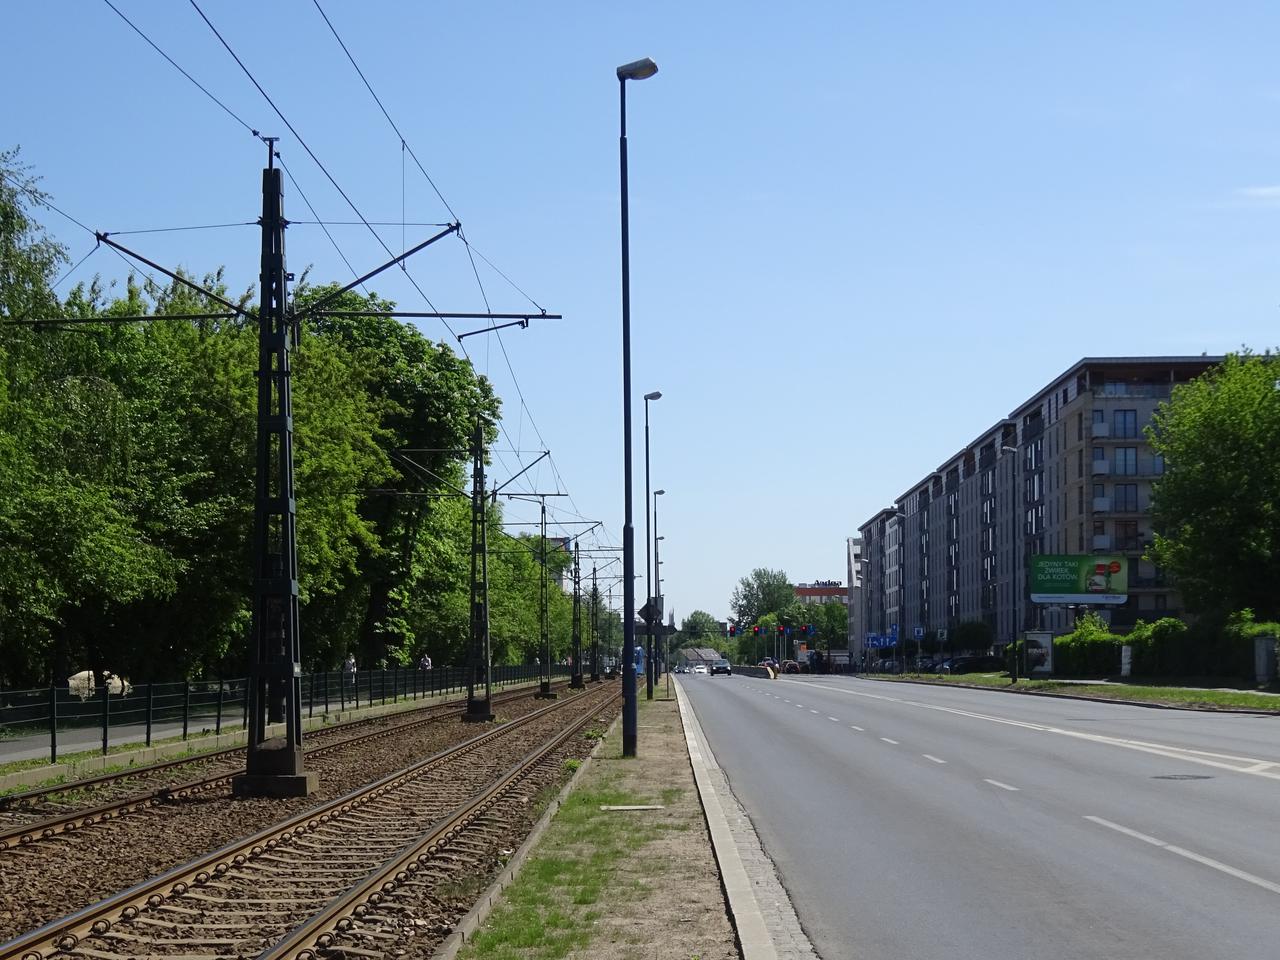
left=6, top=1, right=1278, bottom=625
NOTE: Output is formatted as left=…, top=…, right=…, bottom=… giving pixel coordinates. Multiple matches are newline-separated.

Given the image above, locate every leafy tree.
left=680, top=610, right=722, bottom=643
left=1148, top=351, right=1280, bottom=619
left=729, top=568, right=793, bottom=626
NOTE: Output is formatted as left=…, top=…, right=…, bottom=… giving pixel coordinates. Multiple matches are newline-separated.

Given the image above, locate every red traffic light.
left=752, top=626, right=760, bottom=635
left=729, top=625, right=737, bottom=637
left=776, top=625, right=784, bottom=634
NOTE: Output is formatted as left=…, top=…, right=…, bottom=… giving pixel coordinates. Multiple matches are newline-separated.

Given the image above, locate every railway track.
left=0, top=679, right=573, bottom=851
left=1, top=684, right=617, bottom=960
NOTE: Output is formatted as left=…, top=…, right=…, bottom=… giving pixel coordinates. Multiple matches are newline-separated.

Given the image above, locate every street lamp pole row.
left=618, top=56, right=658, bottom=758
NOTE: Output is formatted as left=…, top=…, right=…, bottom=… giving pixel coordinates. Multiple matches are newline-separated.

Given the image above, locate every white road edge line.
left=984, top=778, right=1020, bottom=791
left=923, top=754, right=947, bottom=764
left=772, top=677, right=1280, bottom=782
left=880, top=737, right=899, bottom=745
left=1085, top=816, right=1280, bottom=897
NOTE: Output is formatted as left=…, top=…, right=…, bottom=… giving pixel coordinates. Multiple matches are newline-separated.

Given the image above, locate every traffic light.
left=729, top=625, right=736, bottom=637
left=776, top=624, right=783, bottom=635
left=753, top=626, right=760, bottom=636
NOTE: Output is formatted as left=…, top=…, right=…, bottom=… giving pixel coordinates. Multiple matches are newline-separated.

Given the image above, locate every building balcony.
left=1090, top=421, right=1111, bottom=438
left=1092, top=534, right=1113, bottom=550
left=1116, top=536, right=1146, bottom=552
left=1092, top=496, right=1111, bottom=513
left=1091, top=460, right=1111, bottom=476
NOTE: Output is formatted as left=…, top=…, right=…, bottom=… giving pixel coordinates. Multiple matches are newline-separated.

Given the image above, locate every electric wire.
left=100, top=0, right=263, bottom=139
left=52, top=244, right=102, bottom=290
left=186, top=0, right=461, bottom=340
left=105, top=221, right=255, bottom=235
left=0, top=171, right=95, bottom=236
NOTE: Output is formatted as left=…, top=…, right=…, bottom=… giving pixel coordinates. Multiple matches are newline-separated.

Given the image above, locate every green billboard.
left=1029, top=555, right=1128, bottom=604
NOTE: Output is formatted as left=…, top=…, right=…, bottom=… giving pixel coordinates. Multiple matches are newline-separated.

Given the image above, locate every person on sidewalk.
left=418, top=653, right=432, bottom=671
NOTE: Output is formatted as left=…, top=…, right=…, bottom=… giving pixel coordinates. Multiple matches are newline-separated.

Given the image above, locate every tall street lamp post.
left=644, top=391, right=662, bottom=700
left=652, top=489, right=665, bottom=694
left=617, top=56, right=658, bottom=758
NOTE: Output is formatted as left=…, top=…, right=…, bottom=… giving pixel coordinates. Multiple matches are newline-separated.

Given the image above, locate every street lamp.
left=651, top=489, right=666, bottom=697
left=618, top=55, right=658, bottom=758
left=644, top=392, right=662, bottom=701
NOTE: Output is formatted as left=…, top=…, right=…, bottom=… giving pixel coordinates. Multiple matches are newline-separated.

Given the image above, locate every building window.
left=1152, top=453, right=1165, bottom=475
left=1116, top=519, right=1140, bottom=550
left=1077, top=486, right=1084, bottom=515
left=1093, top=482, right=1105, bottom=499
left=1092, top=408, right=1105, bottom=425
left=1154, top=594, right=1168, bottom=611
left=1114, top=409, right=1138, bottom=438
left=1077, top=412, right=1083, bottom=442
left=1093, top=446, right=1106, bottom=462
left=1116, top=447, right=1137, bottom=475
left=1115, top=483, right=1138, bottom=511
left=1077, top=449, right=1083, bottom=478
left=1093, top=520, right=1105, bottom=536
left=1078, top=522, right=1084, bottom=551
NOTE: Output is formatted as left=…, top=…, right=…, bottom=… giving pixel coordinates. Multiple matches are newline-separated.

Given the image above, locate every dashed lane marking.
left=828, top=717, right=840, bottom=722
left=923, top=754, right=947, bottom=764
left=809, top=709, right=819, bottom=714
left=984, top=778, right=1019, bottom=791
left=850, top=725, right=864, bottom=731
left=1085, top=816, right=1280, bottom=897
left=880, top=738, right=899, bottom=745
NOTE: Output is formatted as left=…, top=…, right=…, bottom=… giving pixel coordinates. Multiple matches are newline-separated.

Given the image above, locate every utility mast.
left=234, top=143, right=317, bottom=798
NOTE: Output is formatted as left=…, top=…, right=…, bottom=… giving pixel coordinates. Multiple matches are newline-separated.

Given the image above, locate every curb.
left=857, top=675, right=1280, bottom=716
left=674, top=679, right=779, bottom=960
left=431, top=708, right=620, bottom=960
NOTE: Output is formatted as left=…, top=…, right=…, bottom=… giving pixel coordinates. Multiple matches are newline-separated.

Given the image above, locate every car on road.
left=691, top=663, right=710, bottom=675
left=711, top=659, right=732, bottom=676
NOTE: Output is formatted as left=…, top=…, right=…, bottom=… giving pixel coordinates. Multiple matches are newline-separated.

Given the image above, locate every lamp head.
left=617, top=58, right=659, bottom=81
left=655, top=489, right=665, bottom=496
left=644, top=390, right=663, bottom=401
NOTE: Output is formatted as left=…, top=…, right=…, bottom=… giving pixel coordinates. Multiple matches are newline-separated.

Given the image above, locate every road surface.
left=679, top=673, right=1280, bottom=960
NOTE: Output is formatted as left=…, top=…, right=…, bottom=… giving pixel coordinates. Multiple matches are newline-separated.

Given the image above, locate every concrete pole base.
left=231, top=771, right=318, bottom=798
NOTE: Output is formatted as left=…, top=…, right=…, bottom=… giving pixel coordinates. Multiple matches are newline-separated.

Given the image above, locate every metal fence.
left=0, top=664, right=566, bottom=765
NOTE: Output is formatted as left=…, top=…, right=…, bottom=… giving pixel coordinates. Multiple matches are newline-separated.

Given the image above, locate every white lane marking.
left=1085, top=816, right=1280, bottom=897
left=795, top=704, right=803, bottom=709
left=923, top=754, right=947, bottom=764
left=810, top=709, right=819, bottom=714
left=773, top=677, right=1280, bottom=781
left=984, top=778, right=1019, bottom=791
left=828, top=717, right=840, bottom=722
left=880, top=737, right=899, bottom=745
left=850, top=725, right=864, bottom=731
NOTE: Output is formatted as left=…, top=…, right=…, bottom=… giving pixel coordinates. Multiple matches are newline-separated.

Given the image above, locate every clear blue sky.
left=7, top=1, right=1278, bottom=625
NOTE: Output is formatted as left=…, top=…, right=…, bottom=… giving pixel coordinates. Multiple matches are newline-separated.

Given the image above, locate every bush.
left=1053, top=612, right=1122, bottom=676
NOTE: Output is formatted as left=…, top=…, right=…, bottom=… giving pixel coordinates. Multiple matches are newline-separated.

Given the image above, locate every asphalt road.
left=679, top=673, right=1280, bottom=960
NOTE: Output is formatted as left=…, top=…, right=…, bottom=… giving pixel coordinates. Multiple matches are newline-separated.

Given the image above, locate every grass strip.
left=873, top=673, right=1280, bottom=711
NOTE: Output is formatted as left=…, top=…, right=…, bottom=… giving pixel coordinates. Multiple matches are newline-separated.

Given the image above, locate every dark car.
left=944, top=656, right=1005, bottom=675
left=711, top=659, right=732, bottom=676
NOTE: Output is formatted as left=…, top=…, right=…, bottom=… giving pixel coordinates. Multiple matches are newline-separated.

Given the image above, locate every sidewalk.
left=451, top=681, right=818, bottom=960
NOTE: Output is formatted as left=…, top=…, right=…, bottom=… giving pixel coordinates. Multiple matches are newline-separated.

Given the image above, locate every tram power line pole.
left=233, top=141, right=317, bottom=798
left=464, top=418, right=494, bottom=721
left=571, top=542, right=585, bottom=689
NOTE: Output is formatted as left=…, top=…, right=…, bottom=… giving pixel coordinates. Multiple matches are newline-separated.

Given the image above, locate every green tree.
left=729, top=568, right=793, bottom=626
left=680, top=610, right=722, bottom=643
left=1148, top=351, right=1280, bottom=619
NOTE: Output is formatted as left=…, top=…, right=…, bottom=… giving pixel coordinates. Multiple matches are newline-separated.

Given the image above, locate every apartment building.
left=856, top=357, right=1220, bottom=648
left=846, top=538, right=864, bottom=656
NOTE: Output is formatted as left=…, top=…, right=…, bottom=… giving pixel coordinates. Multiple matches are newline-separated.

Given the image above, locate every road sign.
left=913, top=626, right=924, bottom=640
left=938, top=628, right=948, bottom=642
left=890, top=623, right=898, bottom=637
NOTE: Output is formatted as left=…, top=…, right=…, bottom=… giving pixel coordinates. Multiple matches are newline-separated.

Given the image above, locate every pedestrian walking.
left=418, top=653, right=432, bottom=670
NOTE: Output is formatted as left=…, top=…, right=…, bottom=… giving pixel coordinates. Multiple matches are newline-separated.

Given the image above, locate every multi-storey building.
left=794, top=581, right=848, bottom=606
left=856, top=357, right=1219, bottom=649
left=846, top=538, right=864, bottom=656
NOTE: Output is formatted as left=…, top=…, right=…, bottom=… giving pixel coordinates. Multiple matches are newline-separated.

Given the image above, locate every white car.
left=691, top=663, right=710, bottom=675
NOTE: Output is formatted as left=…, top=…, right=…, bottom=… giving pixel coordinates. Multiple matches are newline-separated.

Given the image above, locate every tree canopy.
left=0, top=148, right=583, bottom=687
left=729, top=568, right=793, bottom=627
left=1148, top=351, right=1280, bottom=619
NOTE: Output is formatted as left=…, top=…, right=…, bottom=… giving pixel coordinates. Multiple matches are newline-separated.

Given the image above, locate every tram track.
left=0, top=680, right=571, bottom=848
left=0, top=685, right=618, bottom=960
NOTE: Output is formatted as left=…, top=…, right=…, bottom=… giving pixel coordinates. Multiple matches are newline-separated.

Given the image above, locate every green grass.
left=874, top=672, right=1280, bottom=711
left=459, top=780, right=661, bottom=959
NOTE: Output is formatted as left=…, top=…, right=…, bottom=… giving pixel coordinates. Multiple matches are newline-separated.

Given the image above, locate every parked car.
left=691, top=663, right=710, bottom=675
left=711, top=659, right=732, bottom=676
left=780, top=660, right=801, bottom=674
left=943, top=656, right=1005, bottom=675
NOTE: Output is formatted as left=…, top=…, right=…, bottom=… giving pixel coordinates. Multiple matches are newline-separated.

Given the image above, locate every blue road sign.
left=913, top=626, right=924, bottom=640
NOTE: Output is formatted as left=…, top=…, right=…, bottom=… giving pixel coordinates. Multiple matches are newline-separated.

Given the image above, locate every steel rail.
left=0, top=686, right=615, bottom=960
left=264, top=690, right=619, bottom=960
left=0, top=679, right=576, bottom=850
